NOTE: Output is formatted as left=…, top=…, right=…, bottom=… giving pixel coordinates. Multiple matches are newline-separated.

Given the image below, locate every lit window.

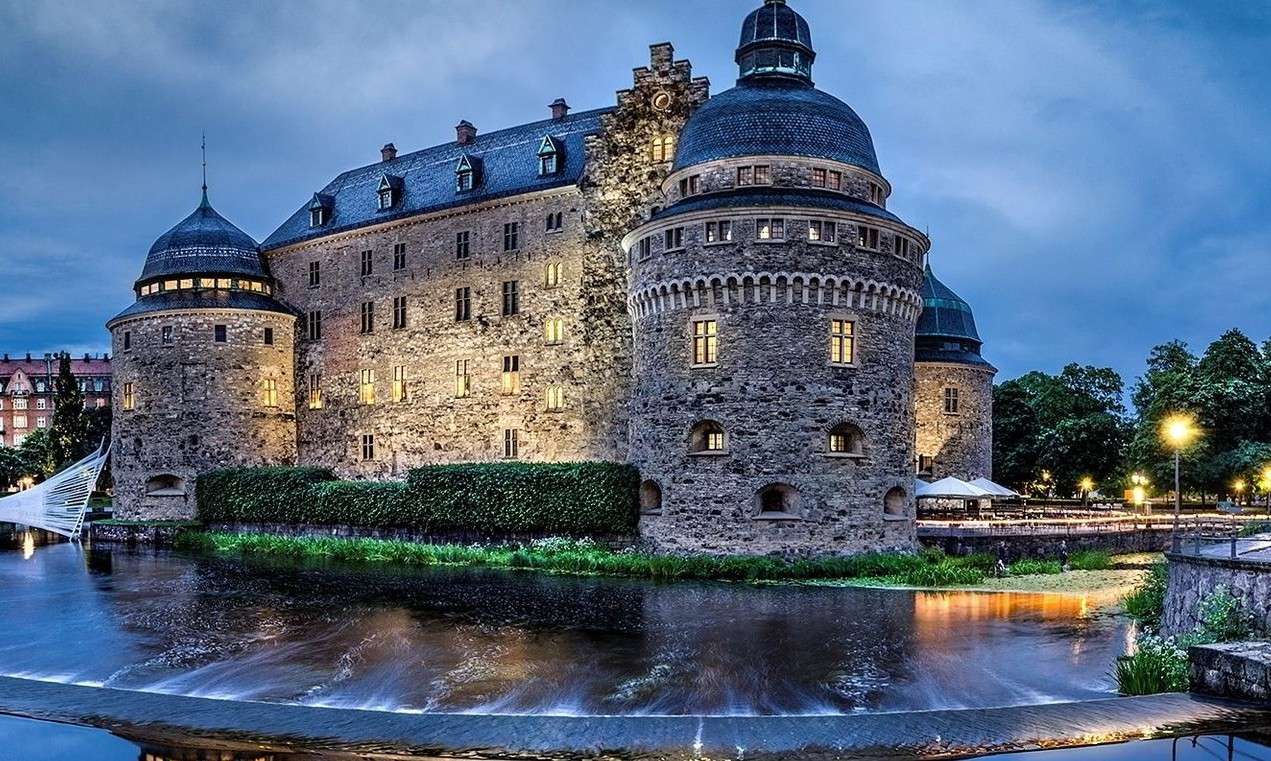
left=651, top=135, right=675, bottom=163
left=828, top=170, right=842, bottom=190
left=179, top=278, right=194, bottom=289
left=737, top=166, right=753, bottom=186
left=14, top=399, right=26, bottom=410
left=360, top=301, right=375, bottom=334
left=706, top=220, right=732, bottom=243
left=161, top=326, right=174, bottom=345
left=808, top=220, right=836, bottom=243
left=359, top=369, right=376, bottom=405
left=36, top=398, right=46, bottom=410
left=36, top=417, right=46, bottom=429
left=214, top=325, right=227, bottom=343
left=455, top=231, right=471, bottom=260
left=544, top=261, right=562, bottom=287
left=454, top=360, right=471, bottom=398
left=392, top=296, right=407, bottom=329
left=307, top=310, right=323, bottom=340
left=690, top=420, right=727, bottom=454
left=307, top=374, right=323, bottom=410
left=261, top=378, right=278, bottom=407
left=503, top=222, right=519, bottom=251
left=393, top=243, right=407, bottom=271
left=501, top=280, right=519, bottom=316
left=692, top=319, right=718, bottom=366
left=944, top=387, right=960, bottom=414
left=455, top=287, right=471, bottom=321
left=545, top=385, right=564, bottom=412
left=811, top=168, right=826, bottom=187
left=544, top=317, right=564, bottom=345
left=501, top=355, right=520, bottom=395
left=503, top=428, right=520, bottom=459
left=828, top=423, right=864, bottom=455
left=164, top=280, right=178, bottom=291
left=857, top=225, right=880, bottom=250
left=360, top=249, right=373, bottom=277
left=308, top=261, right=321, bottom=287
left=392, top=366, right=408, bottom=403
left=756, top=218, right=785, bottom=240
left=122, top=382, right=135, bottom=411
left=830, top=319, right=855, bottom=365
left=664, top=226, right=684, bottom=251
left=12, top=415, right=26, bottom=429
left=753, top=165, right=770, bottom=184
left=361, top=434, right=375, bottom=461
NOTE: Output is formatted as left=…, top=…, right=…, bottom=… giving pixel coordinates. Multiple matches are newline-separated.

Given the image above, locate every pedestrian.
left=995, top=540, right=1008, bottom=577
left=1058, top=540, right=1070, bottom=572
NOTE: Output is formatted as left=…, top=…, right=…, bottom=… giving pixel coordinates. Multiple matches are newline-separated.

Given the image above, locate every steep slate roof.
left=672, top=79, right=880, bottom=175
left=914, top=264, right=994, bottom=369
left=141, top=192, right=268, bottom=281
left=652, top=186, right=901, bottom=224
left=262, top=108, right=611, bottom=251
left=108, top=290, right=295, bottom=325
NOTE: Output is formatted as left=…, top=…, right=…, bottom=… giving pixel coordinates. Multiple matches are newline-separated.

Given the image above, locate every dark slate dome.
left=139, top=192, right=267, bottom=282
left=915, top=264, right=993, bottom=367
left=737, top=0, right=814, bottom=80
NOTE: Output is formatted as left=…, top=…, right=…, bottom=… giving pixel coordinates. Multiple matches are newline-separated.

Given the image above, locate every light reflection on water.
left=0, top=541, right=1132, bottom=716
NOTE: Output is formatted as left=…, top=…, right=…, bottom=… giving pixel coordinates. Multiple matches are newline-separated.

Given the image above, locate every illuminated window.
left=830, top=319, right=855, bottom=365
left=503, top=428, right=520, bottom=459
left=360, top=301, right=374, bottom=334
left=392, top=366, right=408, bottom=403
left=664, top=226, right=684, bottom=251
left=690, top=420, right=727, bottom=454
left=36, top=417, right=47, bottom=429
left=828, top=423, right=864, bottom=455
left=753, top=165, right=770, bottom=184
left=308, top=261, right=321, bottom=287
left=214, top=324, right=227, bottom=343
left=692, top=319, right=718, bottom=366
left=122, top=382, right=135, bottom=411
left=705, top=220, right=732, bottom=243
left=12, top=415, right=26, bottom=429
left=651, top=135, right=675, bottom=163
left=455, top=231, right=470, bottom=260
left=392, top=296, right=407, bottom=329
left=857, top=225, right=880, bottom=250
left=455, top=287, right=471, bottom=321
left=944, top=387, right=960, bottom=414
left=828, top=170, right=842, bottom=190
left=756, top=218, right=785, bottom=240
left=393, top=243, right=407, bottom=271
left=503, top=222, right=519, bottom=251
left=544, top=317, right=564, bottom=345
left=501, top=355, right=520, bottom=395
left=261, top=378, right=278, bottom=407
left=307, top=374, right=323, bottom=410
left=359, top=369, right=376, bottom=405
left=501, top=280, right=519, bottom=316
left=360, top=249, right=373, bottom=277
left=361, top=434, right=375, bottom=461
left=545, top=385, right=564, bottom=411
left=179, top=278, right=194, bottom=289
left=14, top=399, right=26, bottom=410
left=454, top=360, right=471, bottom=398
left=811, top=168, right=826, bottom=187
left=544, top=261, right=562, bottom=287
left=808, top=220, right=836, bottom=243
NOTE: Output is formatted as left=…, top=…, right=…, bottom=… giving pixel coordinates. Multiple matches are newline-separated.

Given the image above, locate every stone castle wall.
left=109, top=309, right=298, bottom=519
left=914, top=362, right=994, bottom=479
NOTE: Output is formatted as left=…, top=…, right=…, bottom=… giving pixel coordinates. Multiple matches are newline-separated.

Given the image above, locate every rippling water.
left=0, top=539, right=1132, bottom=716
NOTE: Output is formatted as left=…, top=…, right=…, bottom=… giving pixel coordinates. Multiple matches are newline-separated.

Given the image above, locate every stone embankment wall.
left=922, top=529, right=1171, bottom=561
left=1189, top=642, right=1271, bottom=703
left=90, top=522, right=196, bottom=546
left=1164, top=553, right=1271, bottom=637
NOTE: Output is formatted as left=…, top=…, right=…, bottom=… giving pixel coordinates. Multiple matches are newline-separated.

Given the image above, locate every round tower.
left=106, top=188, right=297, bottom=520
left=913, top=264, right=996, bottom=480
left=623, top=0, right=928, bottom=555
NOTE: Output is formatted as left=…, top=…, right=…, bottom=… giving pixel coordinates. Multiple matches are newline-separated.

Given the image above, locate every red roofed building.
left=0, top=353, right=112, bottom=448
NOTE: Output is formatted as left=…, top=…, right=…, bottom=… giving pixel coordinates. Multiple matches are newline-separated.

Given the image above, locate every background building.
left=0, top=353, right=111, bottom=448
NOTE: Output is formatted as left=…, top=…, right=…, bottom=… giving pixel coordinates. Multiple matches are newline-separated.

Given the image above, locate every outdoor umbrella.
left=969, top=477, right=1020, bottom=498
left=914, top=477, right=992, bottom=499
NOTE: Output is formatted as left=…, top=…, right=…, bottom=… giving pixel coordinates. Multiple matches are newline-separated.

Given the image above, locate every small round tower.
left=623, top=0, right=928, bottom=555
left=913, top=264, right=996, bottom=480
left=106, top=188, right=297, bottom=519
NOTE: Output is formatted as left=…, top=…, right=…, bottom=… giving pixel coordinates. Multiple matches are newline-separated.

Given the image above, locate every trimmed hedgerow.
left=195, top=462, right=639, bottom=536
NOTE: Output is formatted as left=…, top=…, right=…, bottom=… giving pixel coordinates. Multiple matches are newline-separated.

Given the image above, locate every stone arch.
left=827, top=422, right=865, bottom=456
left=753, top=482, right=801, bottom=519
left=884, top=486, right=907, bottom=517
left=145, top=474, right=186, bottom=497
left=639, top=479, right=663, bottom=514
left=688, top=419, right=728, bottom=454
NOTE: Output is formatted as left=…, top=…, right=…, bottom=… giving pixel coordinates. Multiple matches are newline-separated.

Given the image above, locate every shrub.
left=1115, top=635, right=1190, bottom=695
left=1008, top=558, right=1063, bottom=576
left=197, top=467, right=336, bottom=524
left=1068, top=550, right=1112, bottom=571
left=1195, top=586, right=1253, bottom=642
left=1123, top=563, right=1167, bottom=629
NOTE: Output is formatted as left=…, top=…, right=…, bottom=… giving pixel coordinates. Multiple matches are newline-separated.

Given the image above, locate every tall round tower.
left=106, top=188, right=297, bottom=520
left=913, top=264, right=996, bottom=480
left=623, top=0, right=928, bottom=555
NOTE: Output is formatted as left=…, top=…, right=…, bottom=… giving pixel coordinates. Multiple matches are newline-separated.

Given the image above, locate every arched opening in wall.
left=753, top=483, right=800, bottom=520
left=688, top=420, right=728, bottom=455
left=145, top=474, right=185, bottom=497
left=640, top=480, right=663, bottom=514
left=826, top=423, right=865, bottom=456
left=883, top=486, right=907, bottom=519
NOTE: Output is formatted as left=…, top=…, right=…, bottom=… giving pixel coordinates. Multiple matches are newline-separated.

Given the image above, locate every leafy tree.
left=17, top=428, right=55, bottom=481
left=49, top=353, right=89, bottom=468
left=0, top=447, right=24, bottom=490
left=992, top=383, right=1041, bottom=489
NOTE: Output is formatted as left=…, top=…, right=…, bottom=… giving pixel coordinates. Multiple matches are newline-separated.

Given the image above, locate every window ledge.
left=753, top=511, right=802, bottom=522
left=882, top=514, right=910, bottom=522
left=703, top=240, right=734, bottom=247
left=665, top=247, right=686, bottom=254
left=829, top=362, right=859, bottom=369
left=753, top=238, right=787, bottom=244
left=856, top=246, right=881, bottom=253
left=824, top=452, right=866, bottom=460
left=807, top=240, right=840, bottom=247
left=640, top=510, right=663, bottom=517
left=688, top=450, right=729, bottom=457
left=691, top=363, right=719, bottom=370
left=546, top=229, right=564, bottom=235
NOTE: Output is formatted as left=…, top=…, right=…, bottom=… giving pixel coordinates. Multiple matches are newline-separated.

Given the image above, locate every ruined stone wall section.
left=109, top=309, right=298, bottom=519
left=914, top=362, right=995, bottom=480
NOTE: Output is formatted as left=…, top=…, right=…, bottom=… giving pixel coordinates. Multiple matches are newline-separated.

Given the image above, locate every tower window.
left=692, top=319, right=718, bottom=366
left=894, top=236, right=911, bottom=260
left=678, top=175, right=700, bottom=197
left=455, top=230, right=471, bottom=260
left=454, top=359, right=471, bottom=398
left=689, top=420, right=728, bottom=454
left=811, top=168, right=826, bottom=187
left=307, top=373, right=323, bottom=410
left=857, top=225, right=880, bottom=251
left=501, top=355, right=520, bottom=395
left=869, top=182, right=884, bottom=205
left=392, top=365, right=408, bottom=403
left=393, top=243, right=407, bottom=271
left=830, top=319, right=855, bottom=365
left=360, top=249, right=373, bottom=277
left=361, top=434, right=375, bottom=461
left=545, top=385, right=564, bottom=412
left=359, top=369, right=376, bottom=405
left=650, top=135, right=675, bottom=163
left=161, top=326, right=174, bottom=345
left=756, top=218, right=785, bottom=240
left=455, top=287, right=471, bottom=321
left=637, top=237, right=652, bottom=261
left=808, top=220, right=836, bottom=243
left=261, top=378, right=278, bottom=407
left=123, top=331, right=131, bottom=351
left=545, top=211, right=563, bottom=232
left=264, top=327, right=274, bottom=345
left=306, top=310, right=323, bottom=340
left=737, top=166, right=752, bottom=186
left=360, top=301, right=375, bottom=334
left=503, top=222, right=519, bottom=251
left=827, top=423, right=865, bottom=456
left=664, top=226, right=684, bottom=251
left=544, top=261, right=562, bottom=287
left=308, top=261, right=321, bottom=287
left=392, top=296, right=407, bottom=329
left=705, top=220, right=732, bottom=243
left=503, top=428, right=520, bottom=459
left=501, top=280, right=519, bottom=316
left=214, top=325, right=227, bottom=343
left=944, top=387, right=960, bottom=414
left=828, top=170, right=842, bottom=190
left=544, top=317, right=564, bottom=345
left=122, top=382, right=135, bottom=411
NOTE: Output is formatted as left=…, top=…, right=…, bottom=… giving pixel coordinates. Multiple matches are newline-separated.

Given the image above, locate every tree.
left=49, top=353, right=89, bottom=468
left=0, top=447, right=24, bottom=490
left=17, top=429, right=55, bottom=482
left=992, top=382, right=1041, bottom=489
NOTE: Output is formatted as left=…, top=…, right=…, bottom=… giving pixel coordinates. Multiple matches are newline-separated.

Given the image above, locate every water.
left=0, top=540, right=1132, bottom=716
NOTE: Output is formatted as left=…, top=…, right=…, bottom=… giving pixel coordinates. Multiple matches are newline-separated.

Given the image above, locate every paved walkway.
left=1191, top=533, right=1271, bottom=564
left=0, top=676, right=1267, bottom=759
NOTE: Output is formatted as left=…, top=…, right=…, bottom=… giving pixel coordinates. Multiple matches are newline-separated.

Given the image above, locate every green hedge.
left=195, top=462, right=639, bottom=535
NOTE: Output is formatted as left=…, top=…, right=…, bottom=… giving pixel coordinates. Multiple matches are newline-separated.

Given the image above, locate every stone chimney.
left=381, top=143, right=397, bottom=162
left=550, top=98, right=570, bottom=120
left=25, top=353, right=32, bottom=361
left=456, top=120, right=477, bottom=146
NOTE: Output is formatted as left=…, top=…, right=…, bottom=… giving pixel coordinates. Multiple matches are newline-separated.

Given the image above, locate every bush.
left=1115, top=635, right=1190, bottom=695
left=1123, top=563, right=1167, bottom=628
left=197, top=467, right=336, bottom=524
left=1195, top=585, right=1253, bottom=642
left=1008, top=558, right=1063, bottom=576
left=1068, top=550, right=1112, bottom=571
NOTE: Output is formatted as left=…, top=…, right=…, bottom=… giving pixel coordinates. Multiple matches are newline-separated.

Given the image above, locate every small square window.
left=756, top=218, right=785, bottom=240
left=828, top=171, right=842, bottom=191
left=706, top=220, right=732, bottom=243
left=264, top=327, right=274, bottom=345
left=811, top=168, right=826, bottom=187
left=214, top=325, right=227, bottom=343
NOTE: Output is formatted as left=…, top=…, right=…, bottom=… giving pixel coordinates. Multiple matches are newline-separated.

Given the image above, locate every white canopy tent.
left=914, top=477, right=991, bottom=499
left=969, top=477, right=1021, bottom=498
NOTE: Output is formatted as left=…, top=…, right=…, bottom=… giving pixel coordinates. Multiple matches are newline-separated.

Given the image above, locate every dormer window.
left=376, top=174, right=402, bottom=210
left=537, top=136, right=562, bottom=176
left=455, top=155, right=481, bottom=192
left=308, top=193, right=333, bottom=227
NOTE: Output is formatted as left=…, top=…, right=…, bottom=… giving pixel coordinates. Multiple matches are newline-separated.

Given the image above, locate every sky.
left=0, top=0, right=1268, bottom=387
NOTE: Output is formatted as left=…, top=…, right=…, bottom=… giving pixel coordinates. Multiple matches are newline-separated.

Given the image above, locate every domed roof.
left=739, top=0, right=813, bottom=59
left=916, top=264, right=981, bottom=342
left=139, top=191, right=267, bottom=281
left=672, top=79, right=881, bottom=174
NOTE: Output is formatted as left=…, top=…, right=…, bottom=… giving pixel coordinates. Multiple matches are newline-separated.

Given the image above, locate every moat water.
left=0, top=538, right=1133, bottom=716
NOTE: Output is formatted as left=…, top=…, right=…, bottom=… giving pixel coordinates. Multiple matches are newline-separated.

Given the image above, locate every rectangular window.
left=214, top=324, right=227, bottom=343
left=705, top=220, right=732, bottom=243
left=12, top=415, right=26, bottom=429
left=869, top=182, right=884, bottom=205
left=14, top=399, right=26, bottom=410
left=544, top=261, right=562, bottom=287
left=455, top=287, right=471, bottom=321
left=918, top=454, right=935, bottom=474
left=122, top=382, right=135, bottom=411
left=261, top=378, right=278, bottom=407
left=361, top=434, right=375, bottom=462
left=36, top=417, right=46, bottom=429
left=857, top=225, right=880, bottom=250
left=664, top=226, right=684, bottom=251
left=830, top=319, right=855, bottom=365
left=678, top=175, right=700, bottom=197
left=392, top=365, right=408, bottom=403
left=637, top=237, right=652, bottom=261
left=455, top=231, right=470, bottom=260
left=501, top=355, right=520, bottom=395
left=457, top=171, right=474, bottom=192
left=894, top=236, right=911, bottom=259
left=503, top=222, right=519, bottom=251
left=706, top=430, right=725, bottom=451
left=692, top=319, right=718, bottom=366
left=264, top=327, right=274, bottom=345
left=540, top=154, right=558, bottom=175
left=736, top=166, right=752, bottom=186
left=753, top=165, right=770, bottom=184
left=161, top=326, right=174, bottom=345
left=545, top=211, right=563, bottom=232
left=544, top=317, right=564, bottom=345
left=360, top=249, right=373, bottom=277
left=307, top=373, right=323, bottom=410
left=36, top=398, right=46, bottom=410
left=944, top=387, right=960, bottom=414
left=545, top=385, right=564, bottom=412
left=359, top=369, right=376, bottom=405
left=756, top=217, right=785, bottom=240
left=808, top=220, right=836, bottom=243
left=503, top=428, right=519, bottom=459
left=454, top=359, right=471, bottom=398
left=307, top=310, right=323, bottom=340
left=308, top=261, right=321, bottom=287
left=501, top=280, right=519, bottom=316
left=123, top=331, right=131, bottom=351
left=828, top=170, right=842, bottom=190
left=392, top=296, right=407, bottom=329
left=393, top=243, right=407, bottom=271
left=811, top=168, right=826, bottom=187
left=360, top=301, right=375, bottom=334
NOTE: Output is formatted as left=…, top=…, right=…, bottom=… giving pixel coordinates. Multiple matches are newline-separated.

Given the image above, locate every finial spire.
left=200, top=132, right=209, bottom=207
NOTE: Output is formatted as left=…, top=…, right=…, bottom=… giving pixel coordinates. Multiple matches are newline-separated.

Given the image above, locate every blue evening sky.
left=1, top=0, right=1268, bottom=384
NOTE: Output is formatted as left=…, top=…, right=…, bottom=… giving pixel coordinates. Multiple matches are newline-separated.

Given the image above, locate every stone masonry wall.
left=914, top=362, right=994, bottom=479
left=1163, top=553, right=1271, bottom=637
left=109, top=309, right=298, bottom=519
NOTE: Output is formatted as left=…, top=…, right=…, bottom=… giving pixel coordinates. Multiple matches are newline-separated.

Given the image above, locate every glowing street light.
left=1079, top=476, right=1095, bottom=506
left=1233, top=478, right=1246, bottom=505
left=1262, top=465, right=1271, bottom=517
left=1160, top=413, right=1198, bottom=552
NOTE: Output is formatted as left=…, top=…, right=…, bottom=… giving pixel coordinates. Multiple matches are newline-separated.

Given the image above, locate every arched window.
left=145, top=474, right=185, bottom=497
left=640, top=480, right=663, bottom=514
left=884, top=486, right=907, bottom=518
left=827, top=423, right=865, bottom=456
left=651, top=135, right=675, bottom=163
left=754, top=483, right=800, bottom=519
left=688, top=420, right=727, bottom=454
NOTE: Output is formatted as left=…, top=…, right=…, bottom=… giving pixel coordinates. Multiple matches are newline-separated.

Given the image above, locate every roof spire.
left=200, top=132, right=210, bottom=208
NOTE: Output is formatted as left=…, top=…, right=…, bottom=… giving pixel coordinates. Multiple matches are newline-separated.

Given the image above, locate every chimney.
left=381, top=143, right=397, bottom=162
left=2, top=353, right=8, bottom=361
left=550, top=98, right=570, bottom=120
left=83, top=353, right=90, bottom=361
left=26, top=353, right=31, bottom=361
left=455, top=120, right=477, bottom=146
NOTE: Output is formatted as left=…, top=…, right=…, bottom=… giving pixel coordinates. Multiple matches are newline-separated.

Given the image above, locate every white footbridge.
left=0, top=442, right=110, bottom=539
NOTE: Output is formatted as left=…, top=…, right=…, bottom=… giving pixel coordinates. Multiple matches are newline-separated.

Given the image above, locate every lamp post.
left=1263, top=466, right=1271, bottom=517
left=1161, top=414, right=1198, bottom=552
left=1079, top=476, right=1094, bottom=507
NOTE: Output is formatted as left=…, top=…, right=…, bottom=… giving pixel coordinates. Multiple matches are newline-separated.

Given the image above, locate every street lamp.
left=1233, top=478, right=1246, bottom=506
left=1262, top=465, right=1271, bottom=517
left=1079, top=476, right=1095, bottom=506
left=1160, top=413, right=1198, bottom=552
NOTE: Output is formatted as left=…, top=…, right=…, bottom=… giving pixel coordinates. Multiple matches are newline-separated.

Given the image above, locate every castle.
left=107, top=0, right=994, bottom=555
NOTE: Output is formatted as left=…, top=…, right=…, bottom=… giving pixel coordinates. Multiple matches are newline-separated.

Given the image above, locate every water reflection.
left=0, top=543, right=1129, bottom=715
